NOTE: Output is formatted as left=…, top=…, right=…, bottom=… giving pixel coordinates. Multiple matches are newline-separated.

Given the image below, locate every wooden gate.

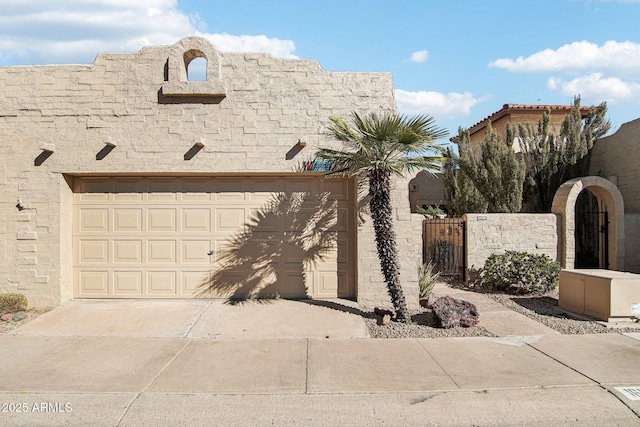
left=422, top=218, right=466, bottom=282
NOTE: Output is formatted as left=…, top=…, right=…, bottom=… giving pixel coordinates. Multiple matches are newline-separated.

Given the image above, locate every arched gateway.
left=551, top=176, right=625, bottom=270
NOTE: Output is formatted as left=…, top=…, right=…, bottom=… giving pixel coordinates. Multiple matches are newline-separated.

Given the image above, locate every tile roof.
left=450, top=103, right=595, bottom=143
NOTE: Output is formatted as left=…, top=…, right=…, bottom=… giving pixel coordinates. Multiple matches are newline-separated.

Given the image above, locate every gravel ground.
left=365, top=310, right=497, bottom=339
left=0, top=308, right=50, bottom=335
left=486, top=291, right=640, bottom=335
left=366, top=286, right=640, bottom=338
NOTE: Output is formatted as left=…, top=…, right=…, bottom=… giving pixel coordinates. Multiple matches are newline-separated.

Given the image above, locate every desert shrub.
left=0, top=293, right=29, bottom=314
left=481, top=251, right=560, bottom=294
left=418, top=261, right=441, bottom=300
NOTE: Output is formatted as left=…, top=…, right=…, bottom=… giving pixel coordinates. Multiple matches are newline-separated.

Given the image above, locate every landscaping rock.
left=11, top=311, right=27, bottom=322
left=0, top=313, right=11, bottom=321
left=374, top=306, right=394, bottom=317
left=377, top=314, right=392, bottom=325
left=431, top=296, right=479, bottom=328
left=374, top=306, right=394, bottom=325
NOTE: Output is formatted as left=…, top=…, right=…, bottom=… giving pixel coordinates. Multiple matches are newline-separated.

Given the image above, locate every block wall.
left=464, top=213, right=559, bottom=281
left=591, top=119, right=640, bottom=214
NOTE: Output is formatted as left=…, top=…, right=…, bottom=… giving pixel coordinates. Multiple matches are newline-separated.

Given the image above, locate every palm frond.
left=320, top=111, right=448, bottom=178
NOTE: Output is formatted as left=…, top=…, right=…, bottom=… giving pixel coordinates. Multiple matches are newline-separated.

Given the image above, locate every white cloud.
left=0, top=0, right=296, bottom=65
left=395, top=89, right=485, bottom=119
left=205, top=33, right=296, bottom=59
left=407, top=50, right=428, bottom=63
left=547, top=73, right=640, bottom=104
left=489, top=40, right=640, bottom=76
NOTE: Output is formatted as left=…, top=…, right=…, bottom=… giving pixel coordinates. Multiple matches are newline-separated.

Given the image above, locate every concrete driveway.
left=12, top=298, right=371, bottom=339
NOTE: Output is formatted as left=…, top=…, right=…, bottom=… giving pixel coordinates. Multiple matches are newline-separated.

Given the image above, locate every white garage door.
left=73, top=176, right=355, bottom=299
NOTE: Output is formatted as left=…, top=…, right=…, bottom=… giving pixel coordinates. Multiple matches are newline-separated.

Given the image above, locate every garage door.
left=73, top=176, right=355, bottom=299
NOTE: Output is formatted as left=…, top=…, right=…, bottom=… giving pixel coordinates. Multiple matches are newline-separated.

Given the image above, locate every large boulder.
left=431, top=296, right=479, bottom=328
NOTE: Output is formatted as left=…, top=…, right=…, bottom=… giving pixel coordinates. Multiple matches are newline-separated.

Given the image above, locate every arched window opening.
left=187, top=57, right=207, bottom=82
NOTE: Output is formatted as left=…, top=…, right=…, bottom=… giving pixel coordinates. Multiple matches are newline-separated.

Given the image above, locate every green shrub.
left=0, top=293, right=29, bottom=314
left=417, top=204, right=446, bottom=218
left=418, top=261, right=441, bottom=300
left=481, top=251, right=560, bottom=294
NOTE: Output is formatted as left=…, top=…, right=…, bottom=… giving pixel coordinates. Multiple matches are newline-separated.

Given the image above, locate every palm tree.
left=316, top=112, right=447, bottom=322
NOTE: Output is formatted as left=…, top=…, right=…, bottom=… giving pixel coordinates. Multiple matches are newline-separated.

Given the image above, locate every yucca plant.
left=418, top=261, right=441, bottom=303
left=316, top=112, right=447, bottom=322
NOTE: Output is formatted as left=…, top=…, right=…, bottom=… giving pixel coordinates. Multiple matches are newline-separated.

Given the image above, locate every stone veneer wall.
left=464, top=213, right=559, bottom=282
left=591, top=118, right=640, bottom=272
left=0, top=36, right=415, bottom=307
left=591, top=119, right=640, bottom=214
left=624, top=214, right=640, bottom=274
left=353, top=173, right=424, bottom=310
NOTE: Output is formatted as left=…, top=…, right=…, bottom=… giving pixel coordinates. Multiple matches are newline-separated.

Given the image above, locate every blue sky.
left=1, top=0, right=639, bottom=139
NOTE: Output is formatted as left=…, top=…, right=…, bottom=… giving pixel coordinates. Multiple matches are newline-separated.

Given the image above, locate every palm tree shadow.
left=198, top=191, right=339, bottom=301
left=300, top=299, right=376, bottom=319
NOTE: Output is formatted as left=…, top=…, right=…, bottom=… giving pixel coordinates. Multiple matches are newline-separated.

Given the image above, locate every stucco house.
left=0, top=37, right=423, bottom=308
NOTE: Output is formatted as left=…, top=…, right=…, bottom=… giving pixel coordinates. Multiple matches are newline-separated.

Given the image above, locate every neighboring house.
left=0, top=37, right=422, bottom=308
left=411, top=103, right=599, bottom=213
left=450, top=103, right=594, bottom=149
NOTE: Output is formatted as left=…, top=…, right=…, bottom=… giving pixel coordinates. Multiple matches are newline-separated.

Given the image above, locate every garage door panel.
left=78, top=271, right=110, bottom=294
left=78, top=239, right=109, bottom=263
left=337, top=271, right=353, bottom=298
left=182, top=208, right=211, bottom=232
left=79, top=208, right=110, bottom=232
left=212, top=179, right=244, bottom=201
left=182, top=271, right=210, bottom=295
left=284, top=178, right=315, bottom=194
left=317, top=271, right=339, bottom=295
left=181, top=240, right=211, bottom=264
left=247, top=178, right=283, bottom=201
left=334, top=208, right=350, bottom=231
left=182, top=178, right=212, bottom=200
left=148, top=271, right=177, bottom=295
left=114, top=208, right=143, bottom=232
left=148, top=178, right=178, bottom=200
left=114, top=271, right=143, bottom=294
left=215, top=208, right=246, bottom=232
left=73, top=176, right=354, bottom=299
left=113, top=177, right=146, bottom=200
left=76, top=177, right=112, bottom=200
left=113, top=240, right=143, bottom=263
left=336, top=239, right=352, bottom=264
left=147, top=240, right=176, bottom=263
left=148, top=208, right=177, bottom=232
left=276, top=271, right=309, bottom=298
left=319, top=179, right=350, bottom=200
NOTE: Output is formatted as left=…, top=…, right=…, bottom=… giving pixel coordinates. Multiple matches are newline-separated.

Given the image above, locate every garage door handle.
left=207, top=250, right=215, bottom=255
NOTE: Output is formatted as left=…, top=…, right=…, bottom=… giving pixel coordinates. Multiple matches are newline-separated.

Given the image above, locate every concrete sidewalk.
left=1, top=289, right=640, bottom=426
left=1, top=334, right=639, bottom=426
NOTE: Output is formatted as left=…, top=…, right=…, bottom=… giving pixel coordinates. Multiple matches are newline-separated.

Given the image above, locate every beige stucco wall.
left=591, top=119, right=640, bottom=214
left=0, top=37, right=415, bottom=307
left=590, top=119, right=640, bottom=272
left=624, top=214, right=640, bottom=274
left=355, top=173, right=424, bottom=310
left=464, top=213, right=559, bottom=281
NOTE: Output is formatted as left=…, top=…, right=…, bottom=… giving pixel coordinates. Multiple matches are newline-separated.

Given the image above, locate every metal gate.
left=575, top=210, right=609, bottom=269
left=422, top=218, right=466, bottom=282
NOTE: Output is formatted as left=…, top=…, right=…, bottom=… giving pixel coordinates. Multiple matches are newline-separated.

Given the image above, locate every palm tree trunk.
left=369, top=169, right=409, bottom=322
